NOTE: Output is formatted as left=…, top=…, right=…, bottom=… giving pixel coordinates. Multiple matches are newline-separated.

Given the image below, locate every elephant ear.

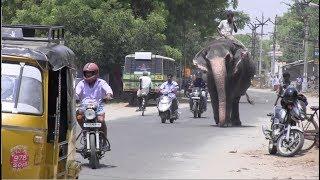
left=193, top=48, right=208, bottom=71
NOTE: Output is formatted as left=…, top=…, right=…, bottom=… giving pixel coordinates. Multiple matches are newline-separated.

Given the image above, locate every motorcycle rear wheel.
left=89, top=134, right=100, bottom=169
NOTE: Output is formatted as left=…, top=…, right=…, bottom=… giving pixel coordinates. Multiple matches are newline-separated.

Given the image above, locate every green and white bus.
left=122, top=52, right=177, bottom=105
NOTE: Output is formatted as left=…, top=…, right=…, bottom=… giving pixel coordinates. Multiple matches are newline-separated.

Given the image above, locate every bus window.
left=124, top=57, right=133, bottom=73
left=155, top=58, right=162, bottom=74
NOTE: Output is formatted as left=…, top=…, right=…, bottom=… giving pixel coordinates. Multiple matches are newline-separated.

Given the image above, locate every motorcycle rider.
left=189, top=71, right=207, bottom=111
left=278, top=72, right=291, bottom=95
left=76, top=62, right=113, bottom=151
left=136, top=71, right=152, bottom=111
left=159, top=74, right=179, bottom=112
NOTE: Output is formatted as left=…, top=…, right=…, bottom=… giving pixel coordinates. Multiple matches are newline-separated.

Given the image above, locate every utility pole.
left=294, top=0, right=311, bottom=92
left=302, top=16, right=309, bottom=92
left=256, top=13, right=270, bottom=76
left=247, top=22, right=260, bottom=71
left=269, top=15, right=278, bottom=76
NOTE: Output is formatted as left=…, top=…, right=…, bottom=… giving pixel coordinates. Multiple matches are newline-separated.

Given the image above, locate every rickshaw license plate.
left=84, top=123, right=102, bottom=127
left=191, top=97, right=200, bottom=99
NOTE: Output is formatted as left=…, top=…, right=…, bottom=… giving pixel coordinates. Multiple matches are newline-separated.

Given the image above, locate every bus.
left=122, top=52, right=177, bottom=105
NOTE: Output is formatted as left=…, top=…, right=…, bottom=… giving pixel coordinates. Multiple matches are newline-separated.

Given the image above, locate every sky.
left=234, top=0, right=292, bottom=38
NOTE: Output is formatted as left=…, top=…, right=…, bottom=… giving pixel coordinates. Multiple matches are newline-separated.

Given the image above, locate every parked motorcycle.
left=77, top=101, right=110, bottom=169
left=189, top=87, right=207, bottom=118
left=262, top=87, right=305, bottom=157
left=157, top=91, right=179, bottom=123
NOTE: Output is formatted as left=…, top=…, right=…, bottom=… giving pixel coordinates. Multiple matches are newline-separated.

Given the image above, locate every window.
left=1, top=63, right=43, bottom=115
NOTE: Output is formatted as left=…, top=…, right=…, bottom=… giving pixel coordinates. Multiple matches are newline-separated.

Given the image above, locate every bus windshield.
left=1, top=63, right=43, bottom=115
left=134, top=59, right=152, bottom=72
left=124, top=56, right=163, bottom=74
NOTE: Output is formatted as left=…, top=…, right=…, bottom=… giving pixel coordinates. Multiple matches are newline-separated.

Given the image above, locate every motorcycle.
left=262, top=89, right=305, bottom=157
left=189, top=87, right=207, bottom=118
left=157, top=90, right=179, bottom=123
left=77, top=101, right=111, bottom=169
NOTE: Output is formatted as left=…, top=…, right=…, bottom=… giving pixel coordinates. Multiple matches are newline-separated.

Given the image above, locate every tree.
left=2, top=0, right=250, bottom=71
left=276, top=0, right=319, bottom=63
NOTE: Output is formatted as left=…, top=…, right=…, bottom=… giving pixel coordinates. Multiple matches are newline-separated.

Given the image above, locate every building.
left=282, top=60, right=319, bottom=83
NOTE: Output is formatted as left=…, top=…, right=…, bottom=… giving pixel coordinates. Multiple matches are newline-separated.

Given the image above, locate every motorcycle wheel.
left=268, top=140, right=277, bottom=154
left=277, top=129, right=304, bottom=157
left=89, top=133, right=99, bottom=169
left=142, top=98, right=145, bottom=116
left=161, top=118, right=166, bottom=123
left=193, top=111, right=197, bottom=118
left=198, top=113, right=201, bottom=118
left=169, top=118, right=174, bottom=123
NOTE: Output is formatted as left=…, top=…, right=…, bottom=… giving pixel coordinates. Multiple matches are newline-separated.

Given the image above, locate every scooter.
left=157, top=90, right=179, bottom=123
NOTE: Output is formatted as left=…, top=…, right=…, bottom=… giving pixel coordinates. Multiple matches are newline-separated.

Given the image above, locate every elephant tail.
left=245, top=92, right=255, bottom=105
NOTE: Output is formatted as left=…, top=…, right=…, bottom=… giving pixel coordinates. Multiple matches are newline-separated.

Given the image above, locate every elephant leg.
left=209, top=86, right=219, bottom=125
left=231, top=96, right=241, bottom=126
left=224, top=99, right=233, bottom=127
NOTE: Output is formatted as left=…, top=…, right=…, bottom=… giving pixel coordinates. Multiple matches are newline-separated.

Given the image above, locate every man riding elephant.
left=217, top=10, right=247, bottom=50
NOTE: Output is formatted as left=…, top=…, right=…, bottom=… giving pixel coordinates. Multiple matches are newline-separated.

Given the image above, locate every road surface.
left=76, top=88, right=319, bottom=179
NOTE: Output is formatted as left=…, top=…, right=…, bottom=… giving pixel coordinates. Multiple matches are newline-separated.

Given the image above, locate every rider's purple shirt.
left=76, top=78, right=113, bottom=104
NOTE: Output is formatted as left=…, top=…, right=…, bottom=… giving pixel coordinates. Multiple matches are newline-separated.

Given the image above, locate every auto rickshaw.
left=1, top=25, right=81, bottom=179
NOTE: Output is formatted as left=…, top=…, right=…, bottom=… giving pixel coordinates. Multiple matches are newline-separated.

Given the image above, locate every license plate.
left=192, top=97, right=200, bottom=99
left=84, top=123, right=101, bottom=128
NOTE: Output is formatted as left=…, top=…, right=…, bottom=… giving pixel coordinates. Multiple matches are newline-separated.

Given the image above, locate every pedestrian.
left=273, top=75, right=280, bottom=91
left=296, top=75, right=302, bottom=92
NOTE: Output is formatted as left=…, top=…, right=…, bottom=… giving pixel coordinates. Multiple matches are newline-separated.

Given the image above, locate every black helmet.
left=283, top=87, right=298, bottom=104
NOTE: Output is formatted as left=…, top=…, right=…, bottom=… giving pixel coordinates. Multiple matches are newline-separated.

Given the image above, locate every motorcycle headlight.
left=193, top=91, right=200, bottom=96
left=84, top=109, right=96, bottom=120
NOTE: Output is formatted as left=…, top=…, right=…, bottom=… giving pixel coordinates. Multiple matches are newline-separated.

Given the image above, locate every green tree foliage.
left=2, top=0, right=250, bottom=71
left=276, top=0, right=319, bottom=63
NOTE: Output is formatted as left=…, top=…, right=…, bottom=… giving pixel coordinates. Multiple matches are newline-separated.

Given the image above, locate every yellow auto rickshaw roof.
left=1, top=25, right=77, bottom=71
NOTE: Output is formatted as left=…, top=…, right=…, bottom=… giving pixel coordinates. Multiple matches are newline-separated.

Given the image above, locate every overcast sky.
left=234, top=0, right=292, bottom=37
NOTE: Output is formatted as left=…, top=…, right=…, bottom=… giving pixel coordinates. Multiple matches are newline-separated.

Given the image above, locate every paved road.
left=75, top=89, right=318, bottom=179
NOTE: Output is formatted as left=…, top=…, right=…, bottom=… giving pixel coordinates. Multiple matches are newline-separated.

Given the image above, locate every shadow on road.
left=209, top=124, right=257, bottom=128
left=81, top=163, right=118, bottom=169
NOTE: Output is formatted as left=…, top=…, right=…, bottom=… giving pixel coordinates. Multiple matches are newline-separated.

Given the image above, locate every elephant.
left=193, top=38, right=255, bottom=127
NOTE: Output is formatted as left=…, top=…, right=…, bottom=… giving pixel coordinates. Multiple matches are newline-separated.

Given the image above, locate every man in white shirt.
left=217, top=10, right=246, bottom=49
left=136, top=71, right=152, bottom=111
left=159, top=74, right=179, bottom=112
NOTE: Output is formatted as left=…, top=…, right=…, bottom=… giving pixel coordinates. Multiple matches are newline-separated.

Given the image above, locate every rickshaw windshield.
left=1, top=62, right=43, bottom=115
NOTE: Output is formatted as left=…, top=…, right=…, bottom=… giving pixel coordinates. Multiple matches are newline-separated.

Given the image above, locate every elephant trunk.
left=210, top=58, right=227, bottom=126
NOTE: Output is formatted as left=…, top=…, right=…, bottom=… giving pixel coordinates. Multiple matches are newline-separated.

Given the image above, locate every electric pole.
left=247, top=22, right=260, bottom=72
left=269, top=15, right=278, bottom=76
left=301, top=16, right=309, bottom=92
left=256, top=13, right=270, bottom=76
